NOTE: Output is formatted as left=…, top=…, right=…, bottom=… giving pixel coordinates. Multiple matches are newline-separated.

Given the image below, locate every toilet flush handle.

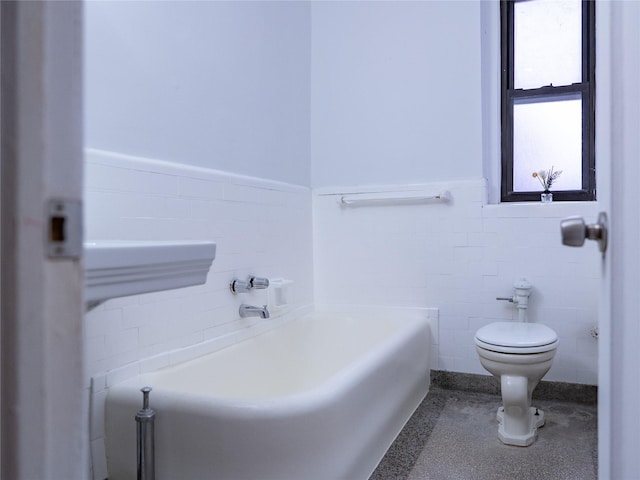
left=496, top=296, right=514, bottom=302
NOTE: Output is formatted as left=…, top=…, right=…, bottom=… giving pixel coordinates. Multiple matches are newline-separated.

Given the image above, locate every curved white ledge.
left=84, top=241, right=216, bottom=310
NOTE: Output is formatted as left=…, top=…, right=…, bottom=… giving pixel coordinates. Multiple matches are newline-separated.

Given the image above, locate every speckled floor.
left=370, top=387, right=598, bottom=480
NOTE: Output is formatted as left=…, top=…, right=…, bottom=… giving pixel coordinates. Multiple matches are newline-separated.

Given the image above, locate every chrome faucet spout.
left=239, top=304, right=270, bottom=319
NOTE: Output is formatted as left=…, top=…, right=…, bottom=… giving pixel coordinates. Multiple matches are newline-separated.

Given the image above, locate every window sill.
left=482, top=200, right=599, bottom=219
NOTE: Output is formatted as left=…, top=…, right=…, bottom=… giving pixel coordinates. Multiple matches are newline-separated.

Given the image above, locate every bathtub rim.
left=107, top=311, right=430, bottom=417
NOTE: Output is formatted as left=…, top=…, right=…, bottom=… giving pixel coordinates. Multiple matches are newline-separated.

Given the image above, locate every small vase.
left=541, top=191, right=553, bottom=203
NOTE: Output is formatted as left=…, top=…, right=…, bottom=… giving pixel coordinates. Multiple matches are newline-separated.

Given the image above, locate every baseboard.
left=431, top=370, right=597, bottom=404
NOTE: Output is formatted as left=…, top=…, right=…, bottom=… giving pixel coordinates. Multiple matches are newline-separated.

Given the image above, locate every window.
left=501, top=0, right=595, bottom=202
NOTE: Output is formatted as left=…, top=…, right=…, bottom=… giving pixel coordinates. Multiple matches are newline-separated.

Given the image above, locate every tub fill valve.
left=136, top=386, right=156, bottom=480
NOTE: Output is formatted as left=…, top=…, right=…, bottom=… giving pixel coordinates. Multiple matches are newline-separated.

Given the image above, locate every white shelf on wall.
left=84, top=240, right=216, bottom=310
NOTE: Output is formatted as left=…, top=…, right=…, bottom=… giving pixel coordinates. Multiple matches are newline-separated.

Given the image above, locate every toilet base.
left=496, top=406, right=545, bottom=447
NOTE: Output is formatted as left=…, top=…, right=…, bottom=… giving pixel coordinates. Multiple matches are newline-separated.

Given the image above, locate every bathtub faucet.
left=239, top=304, right=270, bottom=319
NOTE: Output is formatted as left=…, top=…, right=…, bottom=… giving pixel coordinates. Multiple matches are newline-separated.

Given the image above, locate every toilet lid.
left=475, top=322, right=558, bottom=354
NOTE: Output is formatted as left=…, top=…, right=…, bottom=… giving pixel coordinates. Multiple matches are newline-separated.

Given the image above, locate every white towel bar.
left=338, top=190, right=451, bottom=207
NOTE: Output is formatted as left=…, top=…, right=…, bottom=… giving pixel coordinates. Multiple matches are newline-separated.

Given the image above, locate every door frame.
left=1, top=2, right=86, bottom=478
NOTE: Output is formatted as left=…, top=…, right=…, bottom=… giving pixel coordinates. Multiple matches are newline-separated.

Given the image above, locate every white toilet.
left=475, top=279, right=559, bottom=446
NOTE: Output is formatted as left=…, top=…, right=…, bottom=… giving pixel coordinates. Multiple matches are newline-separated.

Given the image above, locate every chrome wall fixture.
left=239, top=304, right=270, bottom=319
left=229, top=279, right=251, bottom=294
left=231, top=276, right=271, bottom=318
left=230, top=276, right=270, bottom=294
left=249, top=276, right=269, bottom=289
left=135, top=387, right=155, bottom=480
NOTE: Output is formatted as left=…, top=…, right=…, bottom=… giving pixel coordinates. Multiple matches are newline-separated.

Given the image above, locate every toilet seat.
left=475, top=322, right=558, bottom=354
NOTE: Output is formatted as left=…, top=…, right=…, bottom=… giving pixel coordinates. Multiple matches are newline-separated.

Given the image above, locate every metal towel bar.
left=338, top=190, right=451, bottom=207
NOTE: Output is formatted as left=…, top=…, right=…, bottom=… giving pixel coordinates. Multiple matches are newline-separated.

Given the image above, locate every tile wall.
left=313, top=180, right=600, bottom=385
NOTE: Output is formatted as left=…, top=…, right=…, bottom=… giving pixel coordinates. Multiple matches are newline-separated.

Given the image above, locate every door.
left=555, top=2, right=640, bottom=476
left=590, top=2, right=640, bottom=478
left=1, top=2, right=85, bottom=479
left=603, top=2, right=640, bottom=478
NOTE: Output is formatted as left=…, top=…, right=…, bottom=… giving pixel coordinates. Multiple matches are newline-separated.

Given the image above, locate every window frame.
left=500, top=0, right=596, bottom=202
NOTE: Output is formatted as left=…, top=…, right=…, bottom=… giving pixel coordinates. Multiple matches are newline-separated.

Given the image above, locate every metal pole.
left=135, top=387, right=155, bottom=480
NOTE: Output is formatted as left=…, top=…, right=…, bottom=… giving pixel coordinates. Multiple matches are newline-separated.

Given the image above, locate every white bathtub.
left=105, top=311, right=430, bottom=480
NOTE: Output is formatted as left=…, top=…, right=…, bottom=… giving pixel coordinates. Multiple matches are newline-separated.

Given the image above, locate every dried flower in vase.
left=532, top=166, right=562, bottom=192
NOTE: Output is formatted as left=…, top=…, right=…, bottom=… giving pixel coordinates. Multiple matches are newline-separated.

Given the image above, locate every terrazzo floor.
left=370, top=387, right=598, bottom=480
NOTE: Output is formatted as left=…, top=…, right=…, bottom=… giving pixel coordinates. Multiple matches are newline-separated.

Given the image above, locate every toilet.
left=475, top=279, right=558, bottom=446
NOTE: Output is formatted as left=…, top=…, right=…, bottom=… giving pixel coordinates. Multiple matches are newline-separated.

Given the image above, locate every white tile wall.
left=85, top=149, right=314, bottom=380
left=313, top=179, right=600, bottom=385
left=84, top=149, right=314, bottom=479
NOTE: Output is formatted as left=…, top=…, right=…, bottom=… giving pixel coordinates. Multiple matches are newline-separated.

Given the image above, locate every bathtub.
left=105, top=310, right=430, bottom=480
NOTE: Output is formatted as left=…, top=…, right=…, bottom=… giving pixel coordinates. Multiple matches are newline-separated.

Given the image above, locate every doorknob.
left=560, top=212, right=608, bottom=253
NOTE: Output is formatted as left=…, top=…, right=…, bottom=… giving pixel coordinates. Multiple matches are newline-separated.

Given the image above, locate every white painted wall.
left=84, top=0, right=311, bottom=186
left=310, top=1, right=484, bottom=187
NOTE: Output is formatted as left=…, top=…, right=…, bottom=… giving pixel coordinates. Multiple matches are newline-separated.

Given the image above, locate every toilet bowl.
left=475, top=321, right=558, bottom=446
